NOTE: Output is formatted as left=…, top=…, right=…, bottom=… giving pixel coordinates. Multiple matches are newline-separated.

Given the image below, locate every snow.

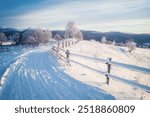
left=2, top=41, right=15, bottom=46
left=62, top=40, right=150, bottom=99
left=0, top=45, right=115, bottom=100
left=0, top=46, right=23, bottom=80
left=0, top=40, right=150, bottom=100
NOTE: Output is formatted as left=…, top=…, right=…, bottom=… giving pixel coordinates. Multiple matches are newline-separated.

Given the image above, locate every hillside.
left=0, top=40, right=150, bottom=99
left=62, top=40, right=150, bottom=99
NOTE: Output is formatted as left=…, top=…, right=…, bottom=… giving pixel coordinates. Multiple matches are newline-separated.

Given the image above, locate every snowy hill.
left=0, top=40, right=150, bottom=100
left=62, top=40, right=150, bottom=99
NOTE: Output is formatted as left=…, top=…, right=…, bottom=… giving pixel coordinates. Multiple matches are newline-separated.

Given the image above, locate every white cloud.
left=2, top=0, right=150, bottom=33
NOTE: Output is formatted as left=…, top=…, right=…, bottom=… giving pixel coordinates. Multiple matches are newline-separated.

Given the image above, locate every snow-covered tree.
left=54, top=34, right=62, bottom=40
left=77, top=31, right=83, bottom=40
left=25, top=36, right=37, bottom=45
left=64, top=21, right=83, bottom=40
left=0, top=32, right=7, bottom=46
left=22, top=29, right=52, bottom=44
left=101, top=36, right=107, bottom=43
left=126, top=40, right=136, bottom=52
left=112, top=41, right=116, bottom=45
left=42, top=30, right=52, bottom=43
left=13, top=32, right=20, bottom=44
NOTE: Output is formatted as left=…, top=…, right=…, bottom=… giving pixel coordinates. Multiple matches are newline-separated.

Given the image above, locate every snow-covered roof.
left=2, top=41, right=16, bottom=45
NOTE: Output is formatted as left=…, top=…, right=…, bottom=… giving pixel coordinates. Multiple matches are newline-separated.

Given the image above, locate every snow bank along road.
left=0, top=47, right=115, bottom=100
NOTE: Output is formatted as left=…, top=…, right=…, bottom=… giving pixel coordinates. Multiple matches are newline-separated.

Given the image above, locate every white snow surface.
left=0, top=46, right=115, bottom=100
left=61, top=41, right=150, bottom=100
left=0, top=40, right=150, bottom=100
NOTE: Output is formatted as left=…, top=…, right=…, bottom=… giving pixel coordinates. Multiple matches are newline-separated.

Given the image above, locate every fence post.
left=105, top=74, right=109, bottom=85
left=105, top=57, right=112, bottom=85
left=65, top=49, right=70, bottom=65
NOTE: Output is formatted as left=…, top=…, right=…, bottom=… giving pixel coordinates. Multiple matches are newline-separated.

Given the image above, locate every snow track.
left=0, top=48, right=115, bottom=100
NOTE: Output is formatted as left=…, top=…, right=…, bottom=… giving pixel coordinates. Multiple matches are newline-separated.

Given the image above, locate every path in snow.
left=0, top=48, right=115, bottom=100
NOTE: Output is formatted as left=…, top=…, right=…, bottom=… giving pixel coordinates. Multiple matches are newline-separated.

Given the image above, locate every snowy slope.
left=62, top=40, right=150, bottom=99
left=0, top=46, right=23, bottom=80
left=0, top=46, right=115, bottom=100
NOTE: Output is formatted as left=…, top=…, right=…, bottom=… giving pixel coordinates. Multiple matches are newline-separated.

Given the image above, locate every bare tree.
left=126, top=40, right=136, bottom=52
left=64, top=21, right=83, bottom=40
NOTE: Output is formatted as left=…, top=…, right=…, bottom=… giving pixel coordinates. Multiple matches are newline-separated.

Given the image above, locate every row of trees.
left=0, top=21, right=136, bottom=52
left=0, top=21, right=83, bottom=46
left=0, top=29, right=52, bottom=46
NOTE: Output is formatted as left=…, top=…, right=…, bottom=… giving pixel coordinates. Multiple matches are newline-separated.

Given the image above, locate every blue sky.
left=0, top=0, right=150, bottom=33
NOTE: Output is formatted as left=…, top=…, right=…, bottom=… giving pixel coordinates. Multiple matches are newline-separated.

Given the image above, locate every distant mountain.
left=0, top=27, right=20, bottom=36
left=52, top=30, right=150, bottom=45
left=1, top=27, right=150, bottom=45
left=0, top=27, right=20, bottom=32
left=104, top=32, right=150, bottom=44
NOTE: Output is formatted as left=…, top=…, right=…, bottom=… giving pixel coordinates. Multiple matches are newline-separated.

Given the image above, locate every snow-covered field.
left=0, top=45, right=115, bottom=100
left=0, top=40, right=150, bottom=100
left=62, top=41, right=150, bottom=100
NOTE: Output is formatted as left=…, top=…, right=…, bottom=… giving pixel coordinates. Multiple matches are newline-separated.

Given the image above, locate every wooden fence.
left=52, top=39, right=150, bottom=93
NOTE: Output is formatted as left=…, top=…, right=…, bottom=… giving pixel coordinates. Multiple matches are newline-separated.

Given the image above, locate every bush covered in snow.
left=126, top=40, right=137, bottom=52
left=22, top=28, right=52, bottom=44
left=101, top=36, right=107, bottom=43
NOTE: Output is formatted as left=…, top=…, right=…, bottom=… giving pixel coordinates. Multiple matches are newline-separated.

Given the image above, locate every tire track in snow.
left=0, top=49, right=115, bottom=100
